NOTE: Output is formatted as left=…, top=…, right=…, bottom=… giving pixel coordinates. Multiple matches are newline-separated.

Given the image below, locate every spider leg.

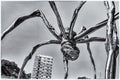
left=77, top=37, right=97, bottom=78
left=77, top=26, right=97, bottom=78
left=49, top=1, right=67, bottom=39
left=1, top=9, right=62, bottom=41
left=63, top=57, right=69, bottom=79
left=104, top=1, right=119, bottom=79
left=18, top=40, right=61, bottom=79
left=69, top=1, right=86, bottom=39
left=86, top=43, right=96, bottom=79
left=39, top=10, right=62, bottom=41
left=76, top=37, right=106, bottom=43
left=78, top=26, right=87, bottom=34
left=74, top=12, right=119, bottom=41
left=76, top=26, right=106, bottom=43
left=1, top=10, right=41, bottom=40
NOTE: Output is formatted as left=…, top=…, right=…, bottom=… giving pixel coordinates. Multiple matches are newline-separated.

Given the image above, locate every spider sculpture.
left=1, top=1, right=119, bottom=79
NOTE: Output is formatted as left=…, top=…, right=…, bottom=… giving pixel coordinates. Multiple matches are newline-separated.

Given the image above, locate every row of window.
left=35, top=56, right=53, bottom=60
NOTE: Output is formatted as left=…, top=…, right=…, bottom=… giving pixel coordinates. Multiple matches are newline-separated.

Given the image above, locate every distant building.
left=31, top=55, right=53, bottom=79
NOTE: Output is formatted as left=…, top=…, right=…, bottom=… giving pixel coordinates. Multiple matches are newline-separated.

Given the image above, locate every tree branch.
left=69, top=1, right=86, bottom=39
left=18, top=40, right=61, bottom=79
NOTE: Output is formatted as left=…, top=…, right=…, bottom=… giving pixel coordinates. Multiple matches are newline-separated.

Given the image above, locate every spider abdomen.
left=61, top=41, right=80, bottom=61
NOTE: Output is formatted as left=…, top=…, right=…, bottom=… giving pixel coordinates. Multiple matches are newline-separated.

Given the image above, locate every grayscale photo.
left=1, top=1, right=119, bottom=79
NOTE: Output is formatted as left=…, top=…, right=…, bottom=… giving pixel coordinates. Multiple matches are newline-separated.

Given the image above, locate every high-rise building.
left=31, top=55, right=53, bottom=79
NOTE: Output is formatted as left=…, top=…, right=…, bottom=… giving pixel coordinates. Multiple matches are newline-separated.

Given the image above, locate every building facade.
left=31, top=55, right=53, bottom=79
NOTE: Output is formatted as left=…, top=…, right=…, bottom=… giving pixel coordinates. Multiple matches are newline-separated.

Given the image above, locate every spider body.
left=61, top=27, right=79, bottom=61
left=61, top=41, right=80, bottom=61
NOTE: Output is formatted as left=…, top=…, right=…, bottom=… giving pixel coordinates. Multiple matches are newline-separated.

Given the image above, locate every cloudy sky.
left=1, top=1, right=119, bottom=79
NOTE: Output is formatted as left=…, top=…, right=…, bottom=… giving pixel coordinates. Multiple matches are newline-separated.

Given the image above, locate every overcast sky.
left=1, top=1, right=119, bottom=79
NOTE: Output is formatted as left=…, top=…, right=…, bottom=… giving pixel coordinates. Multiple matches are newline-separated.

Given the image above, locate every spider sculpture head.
left=61, top=27, right=80, bottom=61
